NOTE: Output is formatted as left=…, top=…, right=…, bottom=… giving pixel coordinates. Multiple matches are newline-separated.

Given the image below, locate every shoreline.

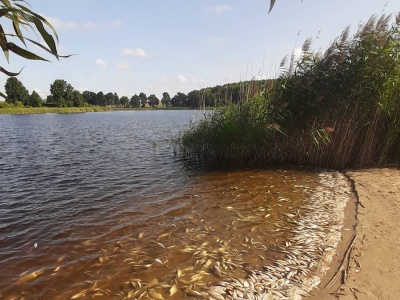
left=308, top=168, right=400, bottom=300
left=204, top=171, right=352, bottom=300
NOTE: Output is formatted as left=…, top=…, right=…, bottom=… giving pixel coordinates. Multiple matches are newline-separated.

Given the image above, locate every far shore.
left=0, top=106, right=110, bottom=114
left=0, top=106, right=202, bottom=115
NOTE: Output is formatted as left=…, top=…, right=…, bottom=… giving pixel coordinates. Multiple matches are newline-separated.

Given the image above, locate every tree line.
left=3, top=77, right=272, bottom=109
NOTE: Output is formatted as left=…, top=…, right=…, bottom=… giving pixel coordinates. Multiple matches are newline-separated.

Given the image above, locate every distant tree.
left=29, top=91, right=43, bottom=107
left=64, top=83, right=74, bottom=107
left=105, top=92, right=114, bottom=106
left=45, top=95, right=54, bottom=106
left=161, top=92, right=171, bottom=106
left=120, top=96, right=129, bottom=107
left=203, top=88, right=216, bottom=107
left=4, top=77, right=29, bottom=105
left=73, top=90, right=84, bottom=107
left=50, top=79, right=68, bottom=107
left=139, top=92, right=147, bottom=107
left=82, top=90, right=97, bottom=105
left=130, top=94, right=140, bottom=108
left=187, top=90, right=199, bottom=108
left=114, top=93, right=120, bottom=107
left=171, top=92, right=187, bottom=107
left=96, top=91, right=105, bottom=106
left=148, top=94, right=160, bottom=107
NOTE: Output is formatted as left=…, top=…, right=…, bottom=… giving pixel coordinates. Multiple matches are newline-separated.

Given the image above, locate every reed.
left=180, top=12, right=400, bottom=169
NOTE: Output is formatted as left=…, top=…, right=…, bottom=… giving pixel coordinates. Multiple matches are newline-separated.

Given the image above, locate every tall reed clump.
left=180, top=12, right=400, bottom=169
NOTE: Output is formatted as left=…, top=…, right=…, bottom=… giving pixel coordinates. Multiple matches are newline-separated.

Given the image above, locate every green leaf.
left=269, top=0, right=276, bottom=12
left=9, top=34, right=74, bottom=58
left=0, top=0, right=12, bottom=9
left=15, top=3, right=59, bottom=42
left=0, top=66, right=24, bottom=76
left=32, top=17, right=57, bottom=56
left=0, top=25, right=10, bottom=62
left=0, top=8, right=13, bottom=17
left=6, top=42, right=49, bottom=61
left=12, top=20, right=26, bottom=46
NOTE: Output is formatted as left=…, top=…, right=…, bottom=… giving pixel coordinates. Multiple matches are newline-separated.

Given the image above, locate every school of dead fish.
left=11, top=171, right=351, bottom=300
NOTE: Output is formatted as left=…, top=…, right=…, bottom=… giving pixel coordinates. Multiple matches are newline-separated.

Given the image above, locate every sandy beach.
left=308, top=168, right=400, bottom=300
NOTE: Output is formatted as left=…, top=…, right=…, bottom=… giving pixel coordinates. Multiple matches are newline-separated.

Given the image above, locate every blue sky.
left=1, top=0, right=400, bottom=99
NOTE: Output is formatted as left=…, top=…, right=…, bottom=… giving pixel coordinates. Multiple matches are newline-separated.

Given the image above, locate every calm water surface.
left=0, top=111, right=321, bottom=299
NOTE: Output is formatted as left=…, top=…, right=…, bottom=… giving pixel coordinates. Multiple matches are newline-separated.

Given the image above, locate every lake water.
left=0, top=111, right=332, bottom=299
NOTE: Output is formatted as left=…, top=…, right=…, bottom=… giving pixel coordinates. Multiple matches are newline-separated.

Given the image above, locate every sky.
left=1, top=0, right=400, bottom=100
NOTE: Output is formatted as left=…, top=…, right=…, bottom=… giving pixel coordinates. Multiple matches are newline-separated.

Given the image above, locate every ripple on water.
left=1, top=167, right=345, bottom=300
left=0, top=112, right=351, bottom=300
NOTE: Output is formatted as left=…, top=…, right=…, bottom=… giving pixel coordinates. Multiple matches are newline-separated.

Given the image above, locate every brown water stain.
left=0, top=169, right=322, bottom=300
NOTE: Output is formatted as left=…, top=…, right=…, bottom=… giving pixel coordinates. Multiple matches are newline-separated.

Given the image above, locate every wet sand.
left=308, top=168, right=400, bottom=300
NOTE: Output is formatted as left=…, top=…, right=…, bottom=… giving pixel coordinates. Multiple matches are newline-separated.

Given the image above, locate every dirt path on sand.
left=308, top=168, right=400, bottom=300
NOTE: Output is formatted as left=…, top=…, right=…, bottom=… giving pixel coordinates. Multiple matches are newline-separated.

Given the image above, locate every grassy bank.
left=180, top=13, right=400, bottom=169
left=0, top=106, right=112, bottom=114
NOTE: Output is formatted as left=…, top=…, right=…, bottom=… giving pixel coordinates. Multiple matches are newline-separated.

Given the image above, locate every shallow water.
left=0, top=111, right=325, bottom=299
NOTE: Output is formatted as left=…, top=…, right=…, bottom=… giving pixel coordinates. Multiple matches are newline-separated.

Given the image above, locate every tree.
left=82, top=90, right=97, bottom=105
left=120, top=96, right=129, bottom=107
left=73, top=90, right=84, bottom=107
left=96, top=91, right=105, bottom=106
left=46, top=95, right=54, bottom=106
left=114, top=92, right=120, bottom=107
left=148, top=94, right=159, bottom=107
left=187, top=90, right=199, bottom=108
left=4, top=77, right=29, bottom=104
left=105, top=92, right=114, bottom=106
left=130, top=94, right=140, bottom=108
left=49, top=79, right=80, bottom=107
left=139, top=92, right=147, bottom=108
left=50, top=79, right=68, bottom=107
left=0, top=0, right=70, bottom=85
left=64, top=83, right=74, bottom=107
left=161, top=92, right=171, bottom=107
left=29, top=91, right=43, bottom=107
left=171, top=92, right=187, bottom=107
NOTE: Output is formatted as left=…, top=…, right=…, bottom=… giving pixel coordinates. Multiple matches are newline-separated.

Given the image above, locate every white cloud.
left=209, top=4, right=231, bottom=14
left=116, top=61, right=130, bottom=71
left=159, top=76, right=204, bottom=85
left=95, top=59, right=107, bottom=67
left=83, top=20, right=122, bottom=30
left=159, top=77, right=169, bottom=84
left=44, top=15, right=122, bottom=30
left=33, top=88, right=47, bottom=99
left=121, top=48, right=149, bottom=58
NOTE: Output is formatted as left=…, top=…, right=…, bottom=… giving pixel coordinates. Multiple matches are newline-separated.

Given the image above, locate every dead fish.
left=17, top=270, right=44, bottom=284
left=169, top=284, right=178, bottom=296
left=158, top=233, right=170, bottom=240
left=70, top=290, right=87, bottom=299
left=148, top=289, right=164, bottom=300
left=186, top=289, right=203, bottom=298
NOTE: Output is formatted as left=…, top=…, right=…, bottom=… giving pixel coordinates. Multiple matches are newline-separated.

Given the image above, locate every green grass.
left=180, top=12, right=400, bottom=169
